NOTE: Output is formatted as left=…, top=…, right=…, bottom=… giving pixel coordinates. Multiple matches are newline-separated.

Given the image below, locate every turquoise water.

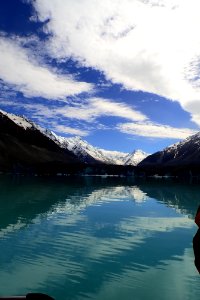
left=0, top=176, right=199, bottom=300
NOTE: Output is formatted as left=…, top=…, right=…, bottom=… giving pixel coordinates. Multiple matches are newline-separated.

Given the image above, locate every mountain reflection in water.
left=0, top=176, right=199, bottom=300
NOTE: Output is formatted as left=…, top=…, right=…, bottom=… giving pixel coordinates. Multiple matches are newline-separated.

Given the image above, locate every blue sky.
left=0, top=0, right=200, bottom=153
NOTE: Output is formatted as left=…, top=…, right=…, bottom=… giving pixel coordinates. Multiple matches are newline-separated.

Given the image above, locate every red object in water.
left=195, top=212, right=200, bottom=227
left=193, top=206, right=200, bottom=274
left=193, top=229, right=200, bottom=273
left=195, top=206, right=200, bottom=227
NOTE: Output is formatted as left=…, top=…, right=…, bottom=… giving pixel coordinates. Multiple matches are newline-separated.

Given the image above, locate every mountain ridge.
left=59, top=135, right=149, bottom=165
left=0, top=109, right=149, bottom=173
left=138, top=131, right=200, bottom=176
left=0, top=109, right=79, bottom=173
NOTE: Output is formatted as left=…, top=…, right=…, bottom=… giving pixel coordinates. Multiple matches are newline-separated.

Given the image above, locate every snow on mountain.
left=139, top=131, right=200, bottom=168
left=0, top=109, right=64, bottom=146
left=124, top=150, right=149, bottom=166
left=39, top=128, right=66, bottom=147
left=0, top=110, right=79, bottom=173
left=57, top=136, right=149, bottom=165
left=0, top=109, right=33, bottom=130
left=0, top=109, right=149, bottom=166
left=164, top=132, right=200, bottom=156
left=60, top=136, right=124, bottom=164
left=99, top=149, right=128, bottom=165
left=32, top=127, right=147, bottom=166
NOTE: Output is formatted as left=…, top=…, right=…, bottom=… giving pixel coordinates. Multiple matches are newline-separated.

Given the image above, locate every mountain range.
left=54, top=135, right=148, bottom=165
left=138, top=132, right=200, bottom=176
left=0, top=109, right=148, bottom=174
left=2, top=108, right=200, bottom=177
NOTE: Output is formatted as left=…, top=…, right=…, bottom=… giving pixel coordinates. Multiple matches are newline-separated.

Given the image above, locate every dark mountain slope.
left=0, top=111, right=79, bottom=173
left=138, top=132, right=200, bottom=176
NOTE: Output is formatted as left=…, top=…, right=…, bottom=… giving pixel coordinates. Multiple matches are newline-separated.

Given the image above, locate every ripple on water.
left=0, top=178, right=199, bottom=300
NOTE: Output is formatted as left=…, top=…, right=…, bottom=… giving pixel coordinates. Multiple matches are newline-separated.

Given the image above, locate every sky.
left=1, top=0, right=200, bottom=154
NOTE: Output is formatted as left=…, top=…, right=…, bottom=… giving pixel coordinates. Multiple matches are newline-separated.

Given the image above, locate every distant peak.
left=0, top=109, right=148, bottom=165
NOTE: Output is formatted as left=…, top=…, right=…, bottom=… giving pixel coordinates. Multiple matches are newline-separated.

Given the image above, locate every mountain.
left=0, top=110, right=79, bottom=173
left=138, top=132, right=200, bottom=175
left=0, top=109, right=149, bottom=174
left=124, top=150, right=149, bottom=166
left=60, top=136, right=128, bottom=164
left=56, top=136, right=149, bottom=166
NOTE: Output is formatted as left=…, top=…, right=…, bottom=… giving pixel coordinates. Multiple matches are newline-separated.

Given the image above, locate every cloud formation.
left=53, top=124, right=88, bottom=136
left=0, top=98, right=197, bottom=140
left=0, top=36, right=92, bottom=99
left=32, top=0, right=200, bottom=124
left=117, top=122, right=197, bottom=139
left=56, top=97, right=147, bottom=122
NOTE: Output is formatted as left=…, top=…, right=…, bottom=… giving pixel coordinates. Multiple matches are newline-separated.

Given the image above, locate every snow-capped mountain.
left=139, top=132, right=200, bottom=168
left=0, top=109, right=149, bottom=172
left=0, top=109, right=78, bottom=173
left=0, top=109, right=36, bottom=130
left=124, top=150, right=149, bottom=166
left=61, top=136, right=128, bottom=164
left=56, top=136, right=149, bottom=166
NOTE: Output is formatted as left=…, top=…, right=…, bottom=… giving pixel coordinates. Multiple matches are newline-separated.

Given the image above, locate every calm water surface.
left=0, top=176, right=199, bottom=300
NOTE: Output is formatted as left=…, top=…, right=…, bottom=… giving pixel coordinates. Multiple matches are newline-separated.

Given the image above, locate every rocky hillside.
left=138, top=132, right=200, bottom=176
left=0, top=110, right=79, bottom=173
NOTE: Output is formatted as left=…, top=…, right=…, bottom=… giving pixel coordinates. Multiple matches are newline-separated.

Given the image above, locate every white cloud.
left=1, top=98, right=197, bottom=140
left=56, top=97, right=147, bottom=122
left=31, top=0, right=200, bottom=124
left=0, top=36, right=92, bottom=100
left=0, top=97, right=146, bottom=122
left=117, top=122, right=198, bottom=139
left=53, top=124, right=88, bottom=136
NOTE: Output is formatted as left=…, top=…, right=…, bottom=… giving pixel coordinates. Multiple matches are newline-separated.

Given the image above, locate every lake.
left=0, top=176, right=199, bottom=300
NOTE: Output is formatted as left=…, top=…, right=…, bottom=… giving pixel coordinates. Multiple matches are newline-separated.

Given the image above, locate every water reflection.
left=137, top=181, right=200, bottom=218
left=0, top=176, right=148, bottom=233
left=0, top=176, right=199, bottom=300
